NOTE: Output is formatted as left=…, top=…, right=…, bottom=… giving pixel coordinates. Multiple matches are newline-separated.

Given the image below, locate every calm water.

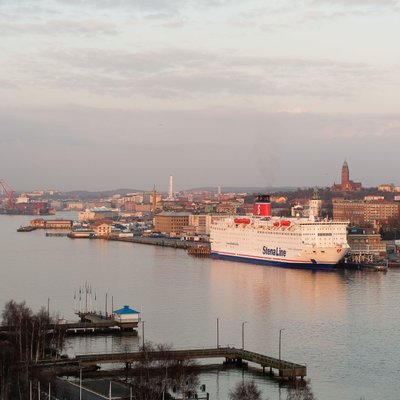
left=1, top=213, right=400, bottom=399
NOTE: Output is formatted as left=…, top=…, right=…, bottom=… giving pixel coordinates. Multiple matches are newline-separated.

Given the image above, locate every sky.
left=0, top=0, right=399, bottom=191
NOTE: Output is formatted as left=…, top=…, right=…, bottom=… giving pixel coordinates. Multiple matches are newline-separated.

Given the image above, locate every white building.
left=113, top=305, right=141, bottom=329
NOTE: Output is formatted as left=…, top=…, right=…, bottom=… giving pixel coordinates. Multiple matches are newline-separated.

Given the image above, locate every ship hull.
left=210, top=251, right=337, bottom=270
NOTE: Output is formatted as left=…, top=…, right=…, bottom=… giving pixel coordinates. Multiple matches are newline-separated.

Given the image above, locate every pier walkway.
left=74, top=346, right=306, bottom=379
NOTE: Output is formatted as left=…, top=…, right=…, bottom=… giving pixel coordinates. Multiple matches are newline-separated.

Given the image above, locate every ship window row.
left=256, top=231, right=301, bottom=236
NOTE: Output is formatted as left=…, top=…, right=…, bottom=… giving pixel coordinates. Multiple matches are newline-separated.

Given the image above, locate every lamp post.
left=279, top=329, right=284, bottom=364
left=241, top=321, right=247, bottom=350
left=216, top=317, right=219, bottom=348
left=79, top=366, right=82, bottom=400
left=141, top=320, right=145, bottom=349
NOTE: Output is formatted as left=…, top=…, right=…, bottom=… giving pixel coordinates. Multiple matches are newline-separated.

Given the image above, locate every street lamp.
left=242, top=321, right=248, bottom=350
left=216, top=317, right=219, bottom=348
left=141, top=320, right=145, bottom=349
left=79, top=366, right=82, bottom=400
left=279, top=329, right=285, bottom=363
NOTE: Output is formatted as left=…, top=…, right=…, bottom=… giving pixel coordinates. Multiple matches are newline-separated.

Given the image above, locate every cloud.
left=12, top=47, right=377, bottom=102
left=0, top=19, right=118, bottom=36
left=310, top=0, right=399, bottom=6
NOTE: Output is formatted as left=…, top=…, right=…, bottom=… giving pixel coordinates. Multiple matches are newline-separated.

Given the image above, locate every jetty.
left=0, top=307, right=141, bottom=336
left=109, top=236, right=191, bottom=249
left=34, top=346, right=306, bottom=380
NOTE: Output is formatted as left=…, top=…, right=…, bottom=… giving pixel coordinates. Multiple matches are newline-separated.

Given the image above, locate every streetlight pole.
left=79, top=367, right=82, bottom=400
left=142, top=320, right=145, bottom=349
left=279, top=329, right=284, bottom=364
left=242, top=321, right=247, bottom=350
left=216, top=317, right=219, bottom=348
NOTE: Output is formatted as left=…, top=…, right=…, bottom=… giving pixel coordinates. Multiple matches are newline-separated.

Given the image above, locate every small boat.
left=17, top=226, right=37, bottom=232
left=187, top=245, right=211, bottom=258
left=67, top=229, right=95, bottom=239
left=363, top=259, right=388, bottom=271
left=339, top=257, right=388, bottom=271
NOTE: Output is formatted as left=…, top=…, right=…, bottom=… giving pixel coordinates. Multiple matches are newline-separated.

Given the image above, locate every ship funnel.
left=253, top=194, right=271, bottom=217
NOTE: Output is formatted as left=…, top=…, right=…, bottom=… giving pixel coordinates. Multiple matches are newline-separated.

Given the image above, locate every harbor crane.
left=0, top=179, right=15, bottom=210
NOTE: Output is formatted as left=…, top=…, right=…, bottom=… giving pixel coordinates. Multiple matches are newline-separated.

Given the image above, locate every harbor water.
left=1, top=213, right=400, bottom=399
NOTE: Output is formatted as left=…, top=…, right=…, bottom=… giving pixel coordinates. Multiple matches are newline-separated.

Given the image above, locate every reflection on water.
left=66, top=333, right=140, bottom=357
left=1, top=214, right=400, bottom=399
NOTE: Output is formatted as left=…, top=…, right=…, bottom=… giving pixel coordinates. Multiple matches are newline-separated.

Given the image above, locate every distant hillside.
left=187, top=186, right=302, bottom=193
left=54, top=186, right=305, bottom=199
left=49, top=188, right=144, bottom=200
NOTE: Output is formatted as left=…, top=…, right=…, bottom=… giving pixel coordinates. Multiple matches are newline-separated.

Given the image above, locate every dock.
left=0, top=311, right=140, bottom=336
left=109, top=236, right=192, bottom=249
left=0, top=321, right=135, bottom=336
left=71, top=346, right=306, bottom=379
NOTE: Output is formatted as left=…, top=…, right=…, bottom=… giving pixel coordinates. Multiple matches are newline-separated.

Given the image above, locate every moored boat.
left=67, top=229, right=95, bottom=239
left=210, top=195, right=349, bottom=270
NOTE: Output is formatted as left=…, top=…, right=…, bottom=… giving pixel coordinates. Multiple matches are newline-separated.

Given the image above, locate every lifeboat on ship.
left=273, top=221, right=280, bottom=227
left=234, top=218, right=251, bottom=224
left=281, top=220, right=291, bottom=227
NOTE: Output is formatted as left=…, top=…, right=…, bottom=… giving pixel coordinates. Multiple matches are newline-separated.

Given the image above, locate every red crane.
left=0, top=179, right=15, bottom=210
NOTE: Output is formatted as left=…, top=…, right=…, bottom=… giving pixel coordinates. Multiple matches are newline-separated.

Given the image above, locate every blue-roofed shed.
left=113, top=305, right=141, bottom=328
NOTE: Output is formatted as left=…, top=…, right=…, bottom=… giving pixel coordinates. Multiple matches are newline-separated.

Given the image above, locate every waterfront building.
left=347, top=230, right=386, bottom=258
left=333, top=199, right=400, bottom=226
left=378, top=184, right=400, bottom=193
left=91, top=220, right=114, bottom=237
left=189, top=214, right=212, bottom=235
left=30, top=218, right=72, bottom=229
left=154, top=212, right=191, bottom=235
left=331, top=160, right=362, bottom=192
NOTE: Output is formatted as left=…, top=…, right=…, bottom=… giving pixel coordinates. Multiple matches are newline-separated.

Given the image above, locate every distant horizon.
left=9, top=184, right=388, bottom=195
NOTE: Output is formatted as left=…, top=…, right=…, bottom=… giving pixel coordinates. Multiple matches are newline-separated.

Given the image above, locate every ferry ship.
left=210, top=195, right=349, bottom=270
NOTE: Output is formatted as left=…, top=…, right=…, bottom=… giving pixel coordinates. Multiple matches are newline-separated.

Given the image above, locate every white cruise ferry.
left=210, top=195, right=349, bottom=270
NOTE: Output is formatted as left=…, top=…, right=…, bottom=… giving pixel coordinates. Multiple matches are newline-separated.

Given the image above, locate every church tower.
left=341, top=160, right=349, bottom=189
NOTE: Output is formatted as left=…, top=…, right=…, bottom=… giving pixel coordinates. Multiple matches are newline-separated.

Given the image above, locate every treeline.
left=0, top=300, right=65, bottom=400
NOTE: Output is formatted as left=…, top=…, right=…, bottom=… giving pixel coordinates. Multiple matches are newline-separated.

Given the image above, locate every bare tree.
left=0, top=300, right=66, bottom=400
left=131, top=341, right=201, bottom=400
left=229, top=380, right=262, bottom=400
left=286, top=380, right=316, bottom=400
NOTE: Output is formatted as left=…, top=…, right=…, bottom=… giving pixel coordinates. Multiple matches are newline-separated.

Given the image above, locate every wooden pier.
left=73, top=346, right=306, bottom=379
